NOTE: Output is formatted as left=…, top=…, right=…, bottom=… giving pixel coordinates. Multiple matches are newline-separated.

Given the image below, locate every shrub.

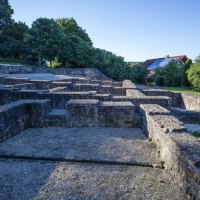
left=129, top=66, right=148, bottom=84
left=155, top=60, right=183, bottom=87
left=171, top=70, right=183, bottom=86
left=181, top=59, right=192, bottom=87
left=155, top=75, right=164, bottom=86
left=187, top=56, right=200, bottom=90
left=146, top=77, right=154, bottom=85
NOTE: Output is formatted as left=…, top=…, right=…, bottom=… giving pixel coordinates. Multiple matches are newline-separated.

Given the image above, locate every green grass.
left=191, top=131, right=200, bottom=138
left=0, top=58, right=35, bottom=66
left=161, top=86, right=200, bottom=96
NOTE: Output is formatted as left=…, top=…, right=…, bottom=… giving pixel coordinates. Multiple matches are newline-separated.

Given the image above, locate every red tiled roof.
left=143, top=55, right=188, bottom=67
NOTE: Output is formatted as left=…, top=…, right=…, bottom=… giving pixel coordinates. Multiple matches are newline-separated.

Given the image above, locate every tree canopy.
left=57, top=18, right=92, bottom=46
left=0, top=0, right=14, bottom=29
left=181, top=59, right=192, bottom=87
left=187, top=56, right=200, bottom=90
left=30, top=18, right=63, bottom=66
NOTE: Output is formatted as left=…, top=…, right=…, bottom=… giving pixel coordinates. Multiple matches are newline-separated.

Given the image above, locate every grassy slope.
left=0, top=58, right=35, bottom=66
left=161, top=87, right=200, bottom=96
left=192, top=131, right=200, bottom=137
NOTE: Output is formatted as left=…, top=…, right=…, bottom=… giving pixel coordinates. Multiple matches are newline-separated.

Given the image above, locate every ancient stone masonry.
left=140, top=104, right=200, bottom=199
left=171, top=107, right=200, bottom=124
left=54, top=68, right=112, bottom=80
left=0, top=65, right=48, bottom=74
left=0, top=68, right=199, bottom=199
left=140, top=88, right=200, bottom=111
left=0, top=100, right=51, bottom=142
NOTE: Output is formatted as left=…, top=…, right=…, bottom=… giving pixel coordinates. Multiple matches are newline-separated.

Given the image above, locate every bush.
left=171, top=70, right=182, bottom=86
left=181, top=59, right=192, bottom=87
left=187, top=56, right=200, bottom=90
left=155, top=60, right=183, bottom=87
left=129, top=66, right=148, bottom=84
left=0, top=57, right=36, bottom=65
left=146, top=77, right=154, bottom=85
left=155, top=75, right=164, bottom=86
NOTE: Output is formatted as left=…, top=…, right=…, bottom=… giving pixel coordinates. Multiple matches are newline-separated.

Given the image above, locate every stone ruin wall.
left=0, top=65, right=48, bottom=74
left=141, top=88, right=200, bottom=111
left=0, top=68, right=199, bottom=199
left=140, top=104, right=200, bottom=199
left=54, top=68, right=112, bottom=80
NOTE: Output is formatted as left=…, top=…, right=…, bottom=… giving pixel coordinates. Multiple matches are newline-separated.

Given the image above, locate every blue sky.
left=9, top=0, right=200, bottom=61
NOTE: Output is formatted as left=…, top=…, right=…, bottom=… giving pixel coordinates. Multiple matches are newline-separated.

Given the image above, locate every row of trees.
left=0, top=0, right=199, bottom=89
left=0, top=0, right=148, bottom=83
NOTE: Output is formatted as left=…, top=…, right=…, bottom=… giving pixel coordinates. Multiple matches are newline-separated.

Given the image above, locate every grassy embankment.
left=192, top=131, right=200, bottom=137
left=0, top=58, right=35, bottom=66
left=161, top=86, right=200, bottom=96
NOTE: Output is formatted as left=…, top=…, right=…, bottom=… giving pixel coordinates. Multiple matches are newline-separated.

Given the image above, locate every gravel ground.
left=0, top=159, right=185, bottom=200
left=0, top=73, right=85, bottom=81
left=185, top=123, right=200, bottom=132
left=0, top=127, right=186, bottom=199
left=0, top=127, right=160, bottom=165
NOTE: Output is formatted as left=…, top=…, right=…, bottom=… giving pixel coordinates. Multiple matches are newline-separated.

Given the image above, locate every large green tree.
left=181, top=59, right=192, bottom=87
left=57, top=34, right=94, bottom=67
left=30, top=18, right=63, bottom=66
left=56, top=18, right=94, bottom=67
left=92, top=48, right=147, bottom=82
left=0, top=22, right=29, bottom=58
left=0, top=0, right=14, bottom=30
left=187, top=56, right=200, bottom=90
left=57, top=18, right=92, bottom=45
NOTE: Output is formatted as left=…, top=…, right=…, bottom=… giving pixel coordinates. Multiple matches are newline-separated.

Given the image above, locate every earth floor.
left=0, top=127, right=185, bottom=200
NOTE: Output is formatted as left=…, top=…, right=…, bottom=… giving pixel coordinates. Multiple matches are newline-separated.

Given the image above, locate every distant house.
left=143, top=55, right=188, bottom=70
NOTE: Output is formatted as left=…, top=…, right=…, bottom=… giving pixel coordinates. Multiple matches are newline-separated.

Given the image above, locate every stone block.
left=0, top=99, right=51, bottom=142
left=99, top=101, right=135, bottom=127
left=66, top=99, right=99, bottom=127
left=123, top=80, right=137, bottom=89
left=140, top=104, right=171, bottom=115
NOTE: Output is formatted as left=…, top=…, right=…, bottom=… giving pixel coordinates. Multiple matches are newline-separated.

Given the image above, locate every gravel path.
left=0, top=159, right=185, bottom=200
left=0, top=127, right=186, bottom=199
left=0, top=73, right=85, bottom=81
left=0, top=127, right=160, bottom=165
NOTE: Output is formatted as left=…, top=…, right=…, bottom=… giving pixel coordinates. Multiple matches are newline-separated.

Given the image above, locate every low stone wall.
left=123, top=80, right=137, bottom=89
left=141, top=89, right=181, bottom=107
left=1, top=83, right=36, bottom=90
left=0, top=100, right=51, bottom=142
left=0, top=88, right=172, bottom=110
left=0, top=98, right=141, bottom=143
left=181, top=93, right=200, bottom=111
left=0, top=76, right=124, bottom=94
left=54, top=68, right=111, bottom=80
left=0, top=65, right=48, bottom=74
left=141, top=89, right=200, bottom=111
left=171, top=107, right=200, bottom=124
left=140, top=104, right=200, bottom=199
left=0, top=77, right=30, bottom=85
left=112, top=96, right=172, bottom=111
left=126, top=89, right=146, bottom=97
left=65, top=100, right=138, bottom=128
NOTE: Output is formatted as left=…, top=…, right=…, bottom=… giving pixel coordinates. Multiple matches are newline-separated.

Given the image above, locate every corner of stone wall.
left=180, top=92, right=200, bottom=111
left=140, top=104, right=200, bottom=199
